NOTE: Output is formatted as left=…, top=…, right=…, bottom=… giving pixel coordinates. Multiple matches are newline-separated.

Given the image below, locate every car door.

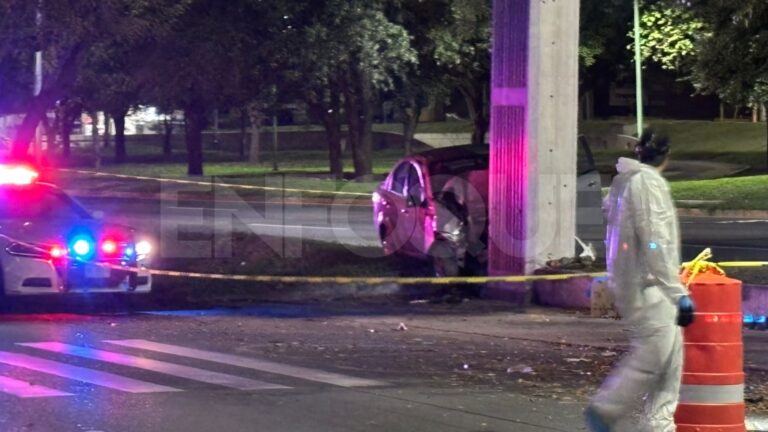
left=576, top=136, right=605, bottom=253
left=400, top=163, right=430, bottom=255
left=380, top=162, right=410, bottom=255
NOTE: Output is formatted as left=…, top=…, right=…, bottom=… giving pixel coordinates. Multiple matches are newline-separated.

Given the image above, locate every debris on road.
left=507, top=365, right=535, bottom=375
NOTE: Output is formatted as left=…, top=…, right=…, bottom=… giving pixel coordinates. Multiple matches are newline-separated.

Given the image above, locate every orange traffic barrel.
left=676, top=272, right=745, bottom=432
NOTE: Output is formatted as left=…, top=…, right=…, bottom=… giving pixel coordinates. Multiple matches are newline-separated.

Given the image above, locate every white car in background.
left=0, top=165, right=152, bottom=297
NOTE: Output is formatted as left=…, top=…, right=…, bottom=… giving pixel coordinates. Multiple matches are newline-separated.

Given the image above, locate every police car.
left=0, top=164, right=152, bottom=296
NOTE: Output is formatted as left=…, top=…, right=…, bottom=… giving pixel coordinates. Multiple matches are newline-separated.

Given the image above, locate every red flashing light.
left=49, top=245, right=66, bottom=259
left=101, top=240, right=117, bottom=255
left=0, top=165, right=39, bottom=185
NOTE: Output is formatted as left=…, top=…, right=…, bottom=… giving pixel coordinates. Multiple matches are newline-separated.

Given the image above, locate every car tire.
left=430, top=241, right=460, bottom=278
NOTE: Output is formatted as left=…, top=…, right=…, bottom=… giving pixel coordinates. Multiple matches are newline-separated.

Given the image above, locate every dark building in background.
left=591, top=66, right=720, bottom=120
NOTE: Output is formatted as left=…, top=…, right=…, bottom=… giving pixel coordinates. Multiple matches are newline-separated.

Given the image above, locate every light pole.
left=633, top=0, right=644, bottom=137
left=33, top=1, right=43, bottom=163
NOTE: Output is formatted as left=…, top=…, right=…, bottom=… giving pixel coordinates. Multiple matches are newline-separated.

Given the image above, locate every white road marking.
left=247, top=223, right=344, bottom=231
left=19, top=342, right=289, bottom=391
left=0, top=375, right=72, bottom=398
left=166, top=207, right=240, bottom=212
left=105, top=339, right=386, bottom=388
left=0, top=351, right=179, bottom=394
left=713, top=219, right=768, bottom=224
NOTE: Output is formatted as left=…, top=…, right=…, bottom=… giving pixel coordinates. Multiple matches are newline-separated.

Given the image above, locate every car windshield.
left=0, top=185, right=91, bottom=220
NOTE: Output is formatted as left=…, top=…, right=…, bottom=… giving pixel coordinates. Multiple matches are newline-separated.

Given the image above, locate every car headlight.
left=439, top=226, right=466, bottom=244
left=135, top=240, right=152, bottom=259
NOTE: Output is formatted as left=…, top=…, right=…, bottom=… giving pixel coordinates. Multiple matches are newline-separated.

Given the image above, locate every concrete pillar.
left=488, top=0, right=580, bottom=278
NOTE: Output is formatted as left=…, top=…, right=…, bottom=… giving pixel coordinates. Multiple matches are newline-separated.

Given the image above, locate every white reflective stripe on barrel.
left=680, top=384, right=744, bottom=404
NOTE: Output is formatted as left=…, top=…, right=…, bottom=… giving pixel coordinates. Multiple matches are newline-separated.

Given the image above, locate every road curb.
left=678, top=208, right=768, bottom=218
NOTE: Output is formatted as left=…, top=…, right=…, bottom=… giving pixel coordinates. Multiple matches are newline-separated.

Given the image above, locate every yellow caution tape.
left=681, top=248, right=726, bottom=288
left=147, top=268, right=608, bottom=285
left=58, top=169, right=372, bottom=197
left=718, top=261, right=768, bottom=268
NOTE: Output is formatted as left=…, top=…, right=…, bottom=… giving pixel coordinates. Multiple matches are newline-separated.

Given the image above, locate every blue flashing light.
left=744, top=314, right=755, bottom=324
left=757, top=315, right=767, bottom=325
left=124, top=247, right=135, bottom=257
left=70, top=236, right=94, bottom=260
left=649, top=242, right=658, bottom=250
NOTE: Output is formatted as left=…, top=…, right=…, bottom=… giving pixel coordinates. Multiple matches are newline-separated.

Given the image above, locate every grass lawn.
left=63, top=118, right=768, bottom=206
left=671, top=175, right=768, bottom=210
left=65, top=149, right=404, bottom=195
left=584, top=119, right=768, bottom=174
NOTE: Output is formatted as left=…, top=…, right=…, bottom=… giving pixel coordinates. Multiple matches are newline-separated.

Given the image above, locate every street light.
left=33, top=1, right=43, bottom=163
left=633, top=0, right=644, bottom=137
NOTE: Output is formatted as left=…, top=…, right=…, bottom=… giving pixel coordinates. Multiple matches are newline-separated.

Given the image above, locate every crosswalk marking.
left=0, top=351, right=180, bottom=394
left=0, top=375, right=72, bottom=398
left=19, top=342, right=290, bottom=391
left=105, top=339, right=387, bottom=388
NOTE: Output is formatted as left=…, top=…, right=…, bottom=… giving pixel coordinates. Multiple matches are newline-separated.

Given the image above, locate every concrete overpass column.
left=488, top=0, right=580, bottom=282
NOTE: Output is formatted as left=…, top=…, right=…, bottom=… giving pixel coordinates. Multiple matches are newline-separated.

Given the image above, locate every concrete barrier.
left=528, top=278, right=767, bottom=320
left=744, top=285, right=768, bottom=316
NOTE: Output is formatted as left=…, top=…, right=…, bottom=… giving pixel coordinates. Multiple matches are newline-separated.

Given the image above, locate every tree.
left=633, top=2, right=704, bottom=71
left=77, top=43, right=144, bottom=163
left=430, top=0, right=490, bottom=146
left=389, top=0, right=451, bottom=155
left=278, top=0, right=416, bottom=179
left=140, top=0, right=281, bottom=176
left=686, top=1, right=768, bottom=170
left=0, top=0, right=187, bottom=157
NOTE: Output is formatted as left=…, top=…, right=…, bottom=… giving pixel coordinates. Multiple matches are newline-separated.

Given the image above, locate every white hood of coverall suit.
left=604, top=157, right=688, bottom=329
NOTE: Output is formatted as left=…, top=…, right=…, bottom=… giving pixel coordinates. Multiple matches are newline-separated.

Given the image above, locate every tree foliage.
left=0, top=0, right=187, bottom=156
left=430, top=0, right=490, bottom=145
left=687, top=1, right=768, bottom=106
left=633, top=2, right=705, bottom=71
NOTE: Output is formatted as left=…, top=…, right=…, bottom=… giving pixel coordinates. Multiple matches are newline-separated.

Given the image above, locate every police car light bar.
left=0, top=165, right=39, bottom=185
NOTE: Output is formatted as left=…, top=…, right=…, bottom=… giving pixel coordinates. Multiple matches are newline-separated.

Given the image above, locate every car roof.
left=412, top=145, right=489, bottom=164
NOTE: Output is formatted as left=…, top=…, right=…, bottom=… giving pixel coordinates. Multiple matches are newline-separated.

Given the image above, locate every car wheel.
left=430, top=241, right=460, bottom=278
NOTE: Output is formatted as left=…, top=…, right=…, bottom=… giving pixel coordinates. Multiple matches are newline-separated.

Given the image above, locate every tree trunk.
left=402, top=103, right=420, bottom=156
left=753, top=104, right=759, bottom=123
left=212, top=108, right=220, bottom=148
left=11, top=90, right=57, bottom=158
left=358, top=79, right=374, bottom=181
left=765, top=105, right=768, bottom=174
left=342, top=65, right=373, bottom=180
left=11, top=45, right=83, bottom=156
left=103, top=113, right=111, bottom=148
left=41, top=114, right=57, bottom=159
left=308, top=90, right=344, bottom=180
left=61, top=121, right=72, bottom=159
left=163, top=116, right=173, bottom=157
left=185, top=105, right=206, bottom=176
left=460, top=81, right=489, bottom=146
left=247, top=105, right=263, bottom=164
left=720, top=102, right=725, bottom=121
left=239, top=109, right=247, bottom=159
left=112, top=109, right=127, bottom=163
left=90, top=111, right=100, bottom=168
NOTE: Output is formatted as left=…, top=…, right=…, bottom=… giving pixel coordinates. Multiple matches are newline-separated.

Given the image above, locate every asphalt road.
left=0, top=301, right=764, bottom=432
left=75, top=193, right=768, bottom=262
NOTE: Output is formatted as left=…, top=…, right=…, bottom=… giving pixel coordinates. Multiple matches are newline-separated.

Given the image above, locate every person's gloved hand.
left=677, top=295, right=695, bottom=327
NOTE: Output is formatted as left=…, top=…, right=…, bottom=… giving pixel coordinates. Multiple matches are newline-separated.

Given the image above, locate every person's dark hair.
left=635, top=129, right=671, bottom=166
